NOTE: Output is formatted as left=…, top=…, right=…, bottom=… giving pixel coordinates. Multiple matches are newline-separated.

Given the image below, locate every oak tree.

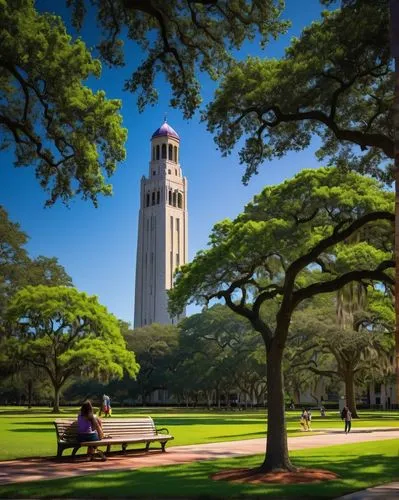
left=5, top=285, right=139, bottom=412
left=67, top=0, right=288, bottom=119
left=0, top=0, right=127, bottom=205
left=169, top=168, right=394, bottom=471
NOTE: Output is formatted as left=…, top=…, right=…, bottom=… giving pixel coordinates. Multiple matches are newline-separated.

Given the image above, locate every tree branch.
left=293, top=260, right=394, bottom=307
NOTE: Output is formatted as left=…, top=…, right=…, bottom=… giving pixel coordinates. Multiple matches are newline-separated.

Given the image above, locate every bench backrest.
left=54, top=417, right=157, bottom=443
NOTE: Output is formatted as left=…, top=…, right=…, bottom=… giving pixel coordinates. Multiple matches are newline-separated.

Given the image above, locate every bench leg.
left=145, top=442, right=150, bottom=452
left=71, top=446, right=80, bottom=457
left=57, top=444, right=65, bottom=459
left=106, top=444, right=111, bottom=454
left=122, top=443, right=127, bottom=454
left=160, top=442, right=166, bottom=453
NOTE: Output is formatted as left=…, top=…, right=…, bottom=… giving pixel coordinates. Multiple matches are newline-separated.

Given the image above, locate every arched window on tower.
left=168, top=190, right=172, bottom=205
left=168, top=144, right=173, bottom=160
left=157, top=190, right=160, bottom=204
left=173, top=191, right=177, bottom=207
left=178, top=192, right=183, bottom=208
left=146, top=193, right=150, bottom=207
left=162, top=144, right=167, bottom=159
left=156, top=145, right=160, bottom=160
left=174, top=146, right=178, bottom=163
left=152, top=191, right=155, bottom=205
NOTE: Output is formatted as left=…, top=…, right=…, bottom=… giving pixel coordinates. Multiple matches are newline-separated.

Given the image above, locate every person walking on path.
left=300, top=409, right=309, bottom=431
left=99, top=394, right=112, bottom=417
left=341, top=405, right=352, bottom=433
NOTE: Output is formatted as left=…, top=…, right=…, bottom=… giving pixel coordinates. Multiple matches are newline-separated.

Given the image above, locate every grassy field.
left=0, top=439, right=398, bottom=498
left=1, top=406, right=398, bottom=461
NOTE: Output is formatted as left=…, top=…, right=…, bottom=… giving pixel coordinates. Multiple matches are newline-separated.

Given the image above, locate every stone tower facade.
left=134, top=121, right=188, bottom=327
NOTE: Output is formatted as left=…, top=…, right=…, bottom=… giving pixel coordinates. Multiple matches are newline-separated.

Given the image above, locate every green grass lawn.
left=1, top=406, right=398, bottom=461
left=0, top=439, right=398, bottom=498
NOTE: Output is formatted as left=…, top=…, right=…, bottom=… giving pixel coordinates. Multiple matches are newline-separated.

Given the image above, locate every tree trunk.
left=344, top=371, right=358, bottom=418
left=260, top=342, right=295, bottom=472
left=52, top=385, right=61, bottom=413
left=294, top=388, right=300, bottom=405
left=27, top=379, right=33, bottom=409
left=394, top=53, right=399, bottom=410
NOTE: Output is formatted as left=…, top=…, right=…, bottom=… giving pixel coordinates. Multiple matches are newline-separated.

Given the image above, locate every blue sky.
left=0, top=0, right=328, bottom=323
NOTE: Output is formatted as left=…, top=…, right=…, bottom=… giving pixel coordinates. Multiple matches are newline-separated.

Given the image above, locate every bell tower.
left=134, top=120, right=188, bottom=327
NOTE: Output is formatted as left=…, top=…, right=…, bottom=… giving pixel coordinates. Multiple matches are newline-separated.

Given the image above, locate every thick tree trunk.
left=394, top=54, right=399, bottom=408
left=260, top=343, right=295, bottom=472
left=344, top=371, right=358, bottom=418
left=52, top=385, right=61, bottom=413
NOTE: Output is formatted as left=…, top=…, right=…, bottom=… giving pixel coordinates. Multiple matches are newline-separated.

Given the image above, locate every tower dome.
left=152, top=121, right=180, bottom=141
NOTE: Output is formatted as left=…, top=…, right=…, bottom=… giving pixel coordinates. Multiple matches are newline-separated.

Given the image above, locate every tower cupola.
left=150, top=119, right=180, bottom=167
left=152, top=121, right=180, bottom=141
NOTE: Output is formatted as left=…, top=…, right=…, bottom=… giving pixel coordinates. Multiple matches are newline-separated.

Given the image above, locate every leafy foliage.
left=67, top=0, right=288, bottom=119
left=0, top=0, right=127, bottom=205
left=4, top=286, right=139, bottom=410
left=206, top=0, right=393, bottom=183
left=173, top=305, right=265, bottom=406
left=0, top=206, right=72, bottom=343
left=169, top=168, right=394, bottom=328
left=123, top=323, right=179, bottom=403
left=291, top=290, right=394, bottom=416
left=169, top=167, right=394, bottom=470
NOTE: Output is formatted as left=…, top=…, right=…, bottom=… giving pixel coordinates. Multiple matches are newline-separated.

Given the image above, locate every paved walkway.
left=0, top=428, right=398, bottom=486
left=337, top=482, right=399, bottom=499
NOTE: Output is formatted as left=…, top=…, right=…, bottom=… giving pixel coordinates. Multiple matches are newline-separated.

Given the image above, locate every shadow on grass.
left=211, top=431, right=265, bottom=440
left=0, top=446, right=398, bottom=499
left=153, top=417, right=265, bottom=427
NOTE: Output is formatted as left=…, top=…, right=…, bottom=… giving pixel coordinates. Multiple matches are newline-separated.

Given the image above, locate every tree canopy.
left=0, top=0, right=127, bottom=205
left=206, top=0, right=393, bottom=183
left=67, top=0, right=288, bottom=119
left=169, top=167, right=394, bottom=471
left=0, top=206, right=72, bottom=320
left=123, top=322, right=179, bottom=404
left=170, top=169, right=394, bottom=322
left=5, top=285, right=139, bottom=411
left=290, top=291, right=394, bottom=417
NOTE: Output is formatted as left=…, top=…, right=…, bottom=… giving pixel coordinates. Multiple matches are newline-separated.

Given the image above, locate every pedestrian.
left=341, top=405, right=352, bottom=433
left=344, top=407, right=352, bottom=433
left=300, top=409, right=309, bottom=431
left=320, top=406, right=326, bottom=417
left=100, top=394, right=112, bottom=417
left=307, top=409, right=312, bottom=431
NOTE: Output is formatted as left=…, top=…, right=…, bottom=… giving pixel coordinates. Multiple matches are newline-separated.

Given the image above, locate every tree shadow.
left=0, top=449, right=398, bottom=499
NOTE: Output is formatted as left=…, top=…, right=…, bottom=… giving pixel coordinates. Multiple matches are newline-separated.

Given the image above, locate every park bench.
left=54, top=417, right=173, bottom=458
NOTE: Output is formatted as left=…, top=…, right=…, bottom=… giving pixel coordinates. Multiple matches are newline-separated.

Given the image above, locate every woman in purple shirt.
left=77, top=401, right=106, bottom=460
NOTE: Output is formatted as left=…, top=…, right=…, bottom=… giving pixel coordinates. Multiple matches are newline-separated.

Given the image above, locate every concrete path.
left=337, top=482, right=399, bottom=499
left=0, top=428, right=398, bottom=486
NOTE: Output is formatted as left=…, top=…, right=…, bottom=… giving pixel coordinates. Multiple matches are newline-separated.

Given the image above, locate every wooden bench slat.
left=80, top=435, right=173, bottom=446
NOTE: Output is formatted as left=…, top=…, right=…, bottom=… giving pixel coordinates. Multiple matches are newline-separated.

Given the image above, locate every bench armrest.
left=156, top=427, right=170, bottom=434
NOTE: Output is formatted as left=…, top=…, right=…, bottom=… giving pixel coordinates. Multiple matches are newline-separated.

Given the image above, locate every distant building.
left=134, top=121, right=188, bottom=327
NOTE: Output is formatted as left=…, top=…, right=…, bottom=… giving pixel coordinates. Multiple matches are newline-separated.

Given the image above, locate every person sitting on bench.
left=77, top=400, right=106, bottom=461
